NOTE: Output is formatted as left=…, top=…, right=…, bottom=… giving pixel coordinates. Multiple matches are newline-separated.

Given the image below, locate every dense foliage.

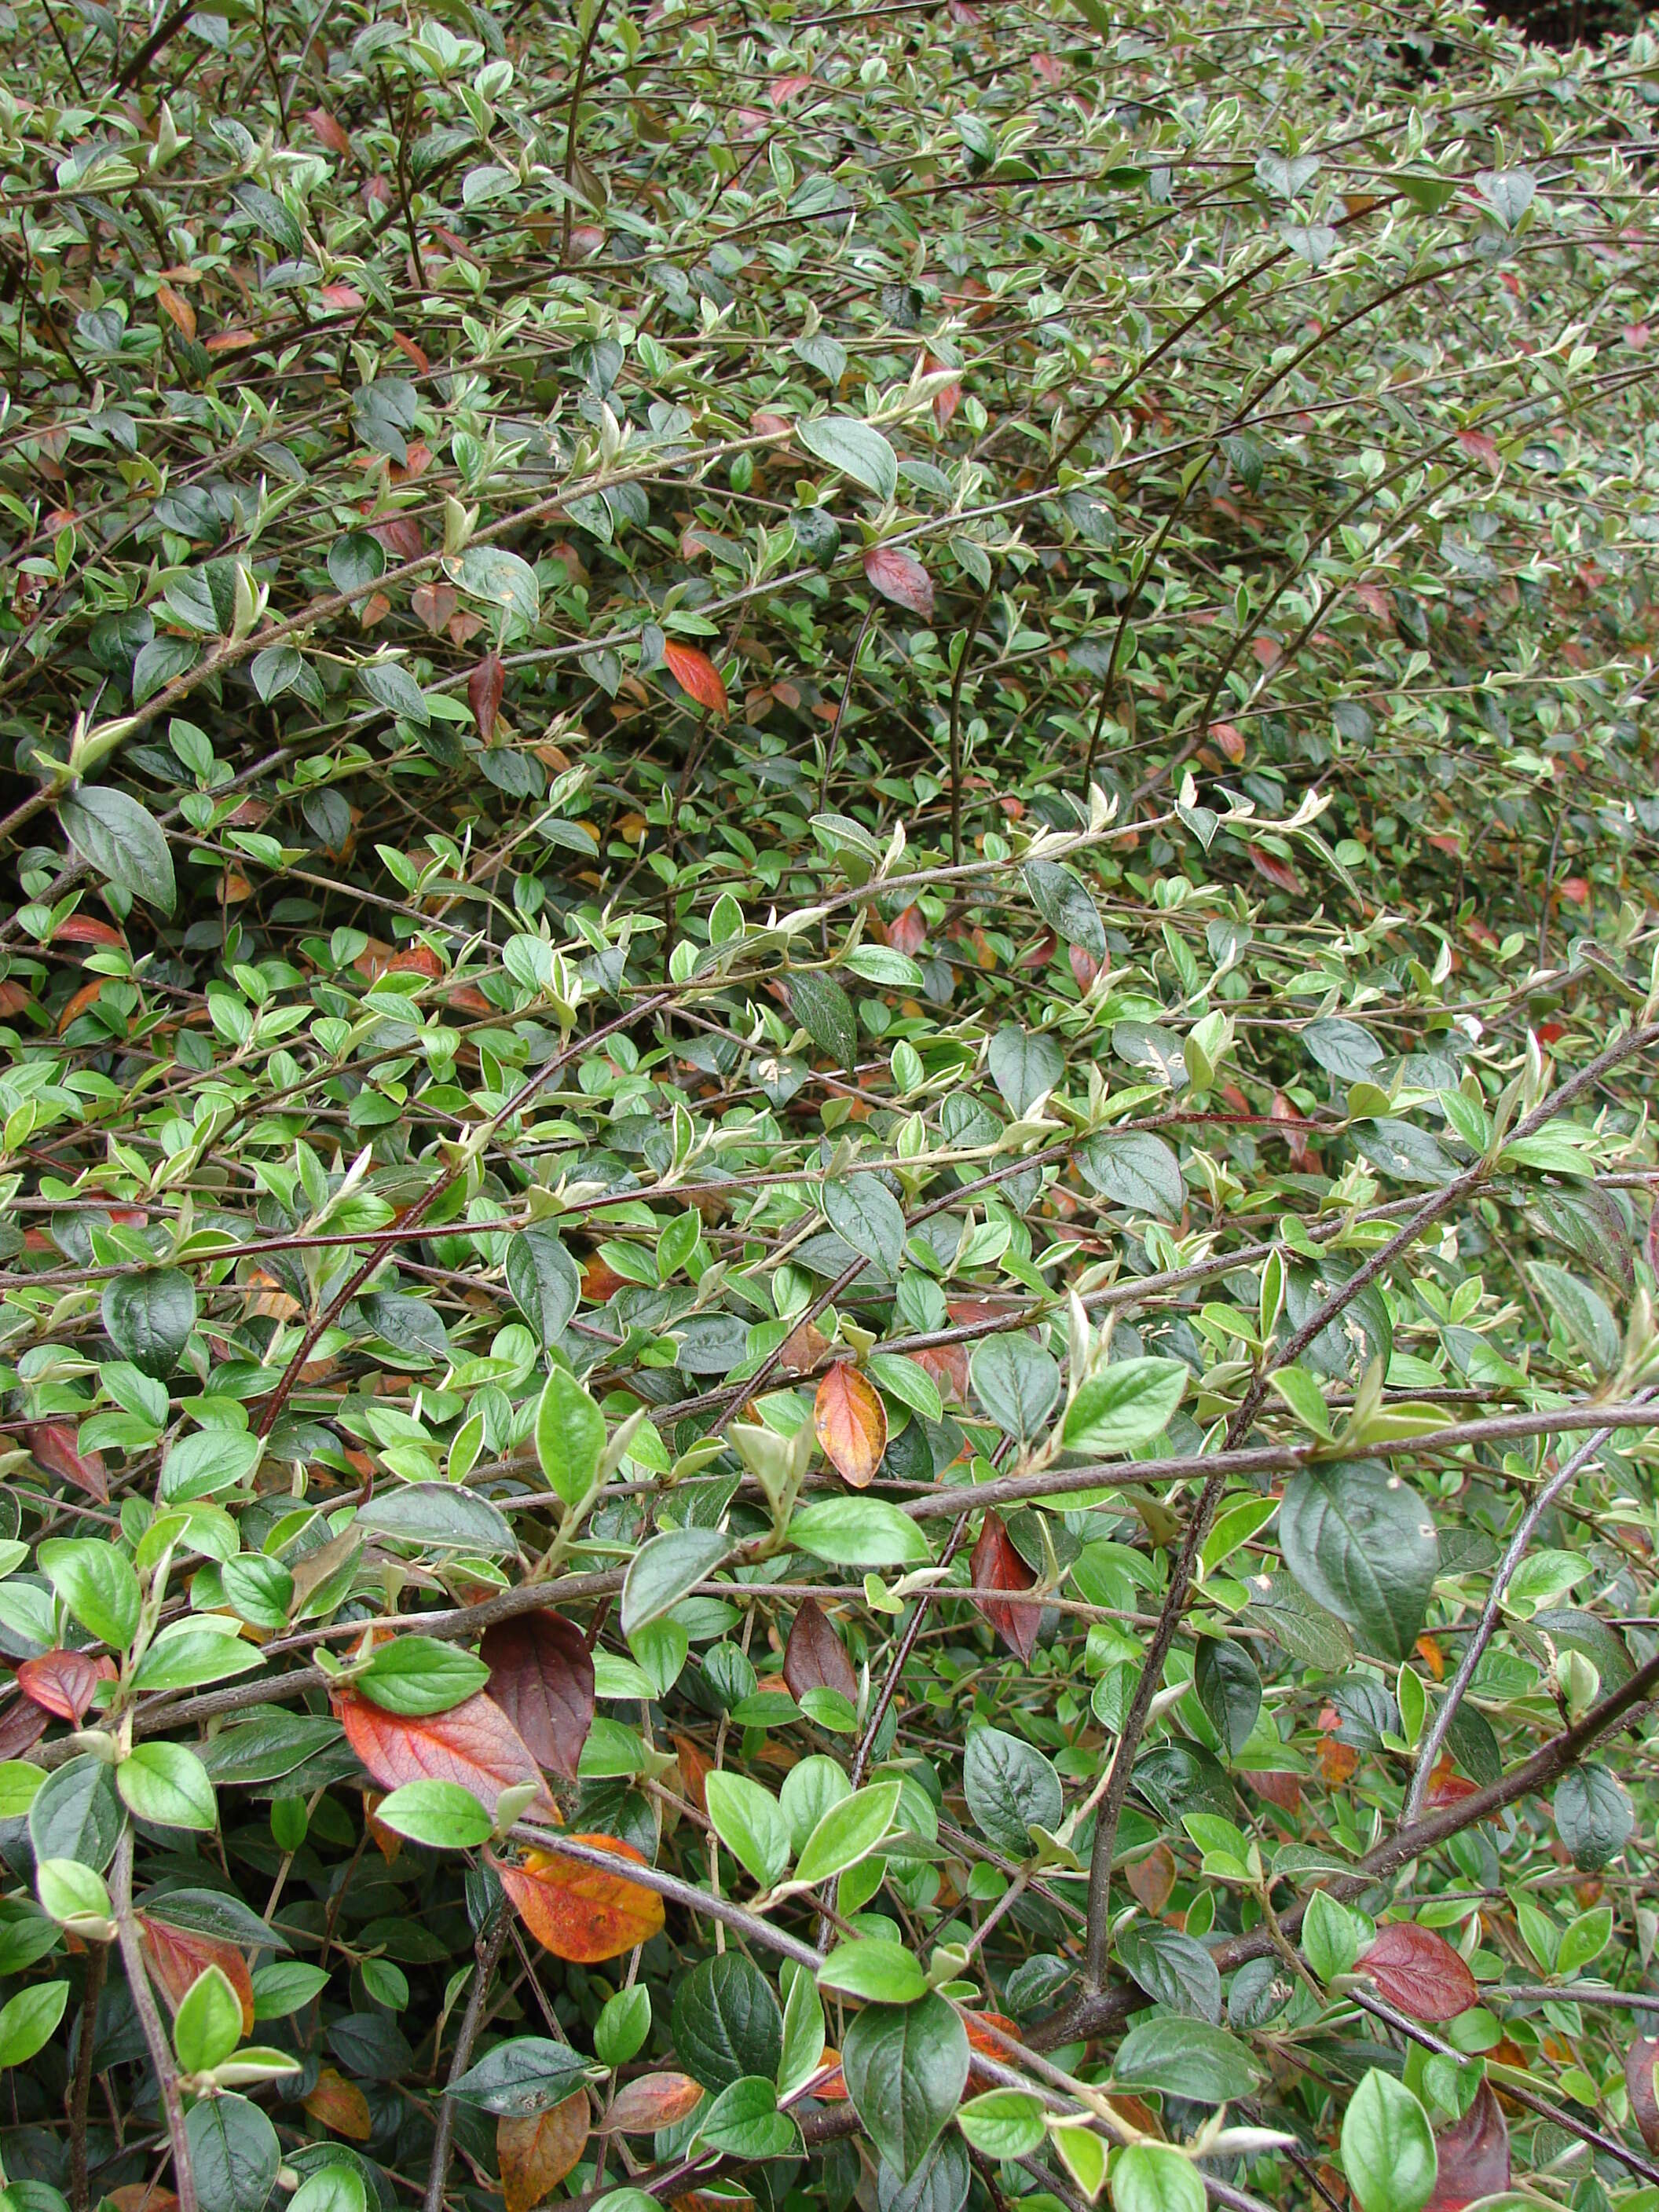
left=2, top=2, right=1659, bottom=2212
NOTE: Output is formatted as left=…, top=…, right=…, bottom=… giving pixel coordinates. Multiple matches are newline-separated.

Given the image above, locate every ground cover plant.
left=2, top=1, right=1659, bottom=2210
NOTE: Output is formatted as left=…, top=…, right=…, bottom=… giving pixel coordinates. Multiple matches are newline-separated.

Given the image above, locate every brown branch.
left=112, top=1831, right=198, bottom=2212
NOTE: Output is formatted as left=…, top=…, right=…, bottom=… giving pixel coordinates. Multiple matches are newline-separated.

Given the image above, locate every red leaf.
left=814, top=1363, right=888, bottom=1489
left=770, top=73, right=814, bottom=103
left=0, top=1699, right=47, bottom=1760
left=480, top=1613, right=595, bottom=1782
left=320, top=282, right=364, bottom=309
left=137, top=1916, right=256, bottom=2034
left=1247, top=844, right=1302, bottom=895
left=914, top=1343, right=969, bottom=1404
left=306, top=107, right=353, bottom=158
left=970, top=1514, right=1040, bottom=1663
left=412, top=582, right=456, bottom=635
left=333, top=1688, right=554, bottom=1818
left=27, top=1422, right=108, bottom=1501
left=663, top=641, right=727, bottom=715
left=600, top=2072, right=705, bottom=2133
left=55, top=915, right=123, bottom=947
left=496, top=1837, right=665, bottom=1963
left=1359, top=1921, right=1478, bottom=2022
left=468, top=652, right=506, bottom=743
left=1069, top=941, right=1103, bottom=992
left=863, top=546, right=934, bottom=619
left=1126, top=1844, right=1175, bottom=1915
left=964, top=2011, right=1024, bottom=2086
left=1456, top=429, right=1502, bottom=470
left=887, top=903, right=927, bottom=957
left=16, top=1648, right=113, bottom=1723
left=1429, top=2083, right=1510, bottom=2210
left=1628, top=2039, right=1659, bottom=2153
left=782, top=1598, right=858, bottom=1705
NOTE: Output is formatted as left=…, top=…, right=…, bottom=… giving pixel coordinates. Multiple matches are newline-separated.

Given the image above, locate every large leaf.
left=962, top=1726, right=1061, bottom=1856
left=843, top=1994, right=968, bottom=2181
left=798, top=416, right=899, bottom=499
left=482, top=1613, right=595, bottom=1780
left=333, top=1689, right=551, bottom=1818
left=1279, top=1462, right=1439, bottom=1661
left=60, top=786, right=177, bottom=911
left=498, top=1840, right=666, bottom=1962
left=672, top=1953, right=783, bottom=2093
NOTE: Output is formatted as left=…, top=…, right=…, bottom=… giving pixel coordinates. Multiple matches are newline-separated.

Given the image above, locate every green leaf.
left=28, top=1756, right=123, bottom=1870
left=970, top=1337, right=1060, bottom=1445
left=957, top=2088, right=1046, bottom=2160
left=291, top=2169, right=368, bottom=2212
left=1554, top=1765, right=1633, bottom=1871
left=457, top=544, right=540, bottom=631
left=0, top=1979, right=69, bottom=2069
left=1279, top=1461, right=1439, bottom=1661
left=1116, top=1921, right=1222, bottom=2023
left=818, top=1937, right=928, bottom=2003
left=507, top=1228, right=582, bottom=1343
left=174, top=1964, right=244, bottom=2074
left=793, top=1781, right=901, bottom=1886
left=374, top=1779, right=495, bottom=1848
left=60, top=786, right=177, bottom=912
left=987, top=1025, right=1064, bottom=1115
left=1340, top=2070, right=1437, bottom=2212
left=1062, top=1358, right=1188, bottom=1456
left=535, top=1365, right=607, bottom=1507
left=672, top=1953, right=783, bottom=2093
left=130, top=1627, right=266, bottom=1690
left=1078, top=1131, right=1185, bottom=1220
left=798, top=416, right=898, bottom=500
left=705, top=1770, right=792, bottom=1888
left=788, top=970, right=859, bottom=1070
left=356, top=1635, right=492, bottom=1716
left=1109, top=2144, right=1207, bottom=2212
left=233, top=181, right=304, bottom=255
left=621, top=1527, right=731, bottom=1635
left=1526, top=1262, right=1619, bottom=1369
left=595, top=1985, right=652, bottom=2067
left=778, top=1961, right=826, bottom=2097
left=1193, top=1636, right=1262, bottom=1758
left=962, top=1725, right=1061, bottom=1858
left=787, top=1498, right=930, bottom=1567
left=185, top=2093, right=280, bottom=2212
left=117, top=1741, right=218, bottom=1831
left=823, top=1174, right=906, bottom=1275
left=843, top=1993, right=968, bottom=2181
left=101, top=1268, right=196, bottom=1377
left=38, top=1538, right=141, bottom=1649
left=1023, top=859, right=1106, bottom=960
left=353, top=1483, right=516, bottom=1555
left=1111, top=2016, right=1262, bottom=2102
left=449, top=2037, right=592, bottom=2116
left=253, top=1962, right=331, bottom=2020
left=694, top=2074, right=799, bottom=2159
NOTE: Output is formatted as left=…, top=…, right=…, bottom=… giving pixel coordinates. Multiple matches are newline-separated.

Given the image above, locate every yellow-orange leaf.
left=499, top=2091, right=590, bottom=2212
left=663, top=640, right=727, bottom=715
left=813, top=1362, right=887, bottom=1489
left=496, top=1837, right=665, bottom=1963
left=304, top=2067, right=373, bottom=2140
left=156, top=284, right=196, bottom=340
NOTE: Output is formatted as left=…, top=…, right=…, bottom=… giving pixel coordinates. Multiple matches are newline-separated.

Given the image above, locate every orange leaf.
left=663, top=641, right=728, bottom=715
left=304, top=2067, right=373, bottom=2140
left=17, top=1648, right=113, bottom=1723
left=1126, top=1844, right=1176, bottom=1916
left=600, top=2072, right=705, bottom=2133
left=137, top=1917, right=255, bottom=2034
left=104, top=2188, right=180, bottom=2212
left=203, top=330, right=258, bottom=353
left=496, top=1837, right=665, bottom=1963
left=782, top=1597, right=857, bottom=1704
left=499, top=2092, right=591, bottom=2212
left=333, top=1688, right=553, bottom=1819
left=814, top=1363, right=888, bottom=1489
left=156, top=284, right=196, bottom=341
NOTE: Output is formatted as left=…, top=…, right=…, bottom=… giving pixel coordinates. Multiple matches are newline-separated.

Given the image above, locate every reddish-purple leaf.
left=28, top=1421, right=108, bottom=1502
left=1359, top=1921, right=1478, bottom=2022
left=0, top=1697, right=47, bottom=1760
left=481, top=1613, right=595, bottom=1782
left=971, top=1514, right=1041, bottom=1664
left=469, top=651, right=505, bottom=743
left=1628, top=2038, right=1659, bottom=2153
left=782, top=1597, right=858, bottom=1705
left=17, top=1648, right=113, bottom=1723
left=863, top=545, right=934, bottom=619
left=1428, top=2082, right=1510, bottom=2210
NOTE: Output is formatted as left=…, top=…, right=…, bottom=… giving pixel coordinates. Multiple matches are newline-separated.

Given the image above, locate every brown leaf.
left=28, top=1420, right=108, bottom=1501
left=1360, top=1921, right=1478, bottom=2023
left=469, top=651, right=506, bottom=743
left=412, top=582, right=456, bottom=635
left=137, top=1916, right=256, bottom=2034
left=1629, top=2039, right=1659, bottom=2154
left=481, top=1612, right=595, bottom=1781
left=887, top=903, right=927, bottom=956
left=814, top=1363, right=888, bottom=1489
left=780, top=1320, right=830, bottom=1375
left=863, top=545, right=934, bottom=618
left=333, top=1688, right=555, bottom=1819
left=1126, top=1843, right=1176, bottom=1916
left=1428, top=2082, right=1510, bottom=2210
left=306, top=107, right=353, bottom=158
left=499, top=2092, right=591, bottom=2212
left=663, top=640, right=728, bottom=715
left=782, top=1598, right=857, bottom=1705
left=672, top=1732, right=711, bottom=1815
left=914, top=1342, right=969, bottom=1404
left=304, top=2067, right=373, bottom=2140
left=0, top=1699, right=47, bottom=1760
left=496, top=1837, right=665, bottom=1964
left=970, top=1514, right=1040, bottom=1662
left=1068, top=941, right=1103, bottom=992
left=600, top=2072, right=705, bottom=2133
left=1247, top=844, right=1302, bottom=895
left=17, top=1648, right=113, bottom=1723
left=104, top=2188, right=180, bottom=2212
left=155, top=284, right=196, bottom=341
